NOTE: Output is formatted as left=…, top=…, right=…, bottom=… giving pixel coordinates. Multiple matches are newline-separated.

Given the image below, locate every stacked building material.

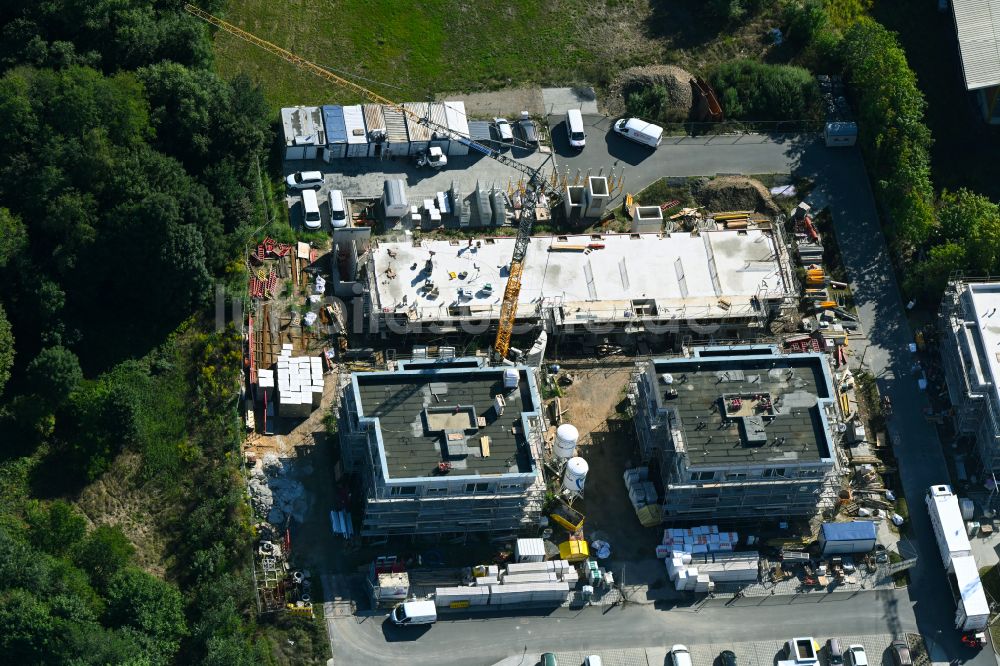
left=276, top=347, right=324, bottom=418
left=624, top=467, right=663, bottom=527
left=661, top=525, right=738, bottom=554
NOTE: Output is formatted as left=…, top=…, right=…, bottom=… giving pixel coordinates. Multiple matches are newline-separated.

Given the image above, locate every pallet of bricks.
left=275, top=345, right=324, bottom=418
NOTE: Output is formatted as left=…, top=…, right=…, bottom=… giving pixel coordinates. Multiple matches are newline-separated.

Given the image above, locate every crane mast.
left=184, top=4, right=550, bottom=361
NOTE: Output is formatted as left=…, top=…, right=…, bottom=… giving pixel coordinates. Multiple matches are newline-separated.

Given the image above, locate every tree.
left=906, top=242, right=966, bottom=302
left=0, top=588, right=56, bottom=663
left=105, top=568, right=187, bottom=658
left=937, top=189, right=1000, bottom=273
left=0, top=304, right=13, bottom=396
left=842, top=20, right=934, bottom=247
left=25, top=499, right=87, bottom=557
left=27, top=345, right=82, bottom=406
left=0, top=207, right=27, bottom=268
left=74, top=524, right=135, bottom=591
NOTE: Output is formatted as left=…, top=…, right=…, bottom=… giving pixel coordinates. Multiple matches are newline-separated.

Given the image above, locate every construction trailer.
left=926, top=485, right=990, bottom=634
left=281, top=106, right=326, bottom=160
left=337, top=356, right=546, bottom=537
left=628, top=345, right=842, bottom=521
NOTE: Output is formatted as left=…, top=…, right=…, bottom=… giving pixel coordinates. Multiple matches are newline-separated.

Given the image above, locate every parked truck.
left=926, top=485, right=989, bottom=643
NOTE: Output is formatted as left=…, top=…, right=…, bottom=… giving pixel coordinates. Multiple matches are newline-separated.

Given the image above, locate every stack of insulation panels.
left=661, top=525, right=739, bottom=554
left=276, top=346, right=324, bottom=418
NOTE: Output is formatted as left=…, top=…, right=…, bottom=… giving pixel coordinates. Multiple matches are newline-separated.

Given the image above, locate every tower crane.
left=184, top=4, right=555, bottom=361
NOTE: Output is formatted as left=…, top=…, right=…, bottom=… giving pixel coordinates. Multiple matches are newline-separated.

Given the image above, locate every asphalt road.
left=799, top=146, right=990, bottom=666
left=328, top=589, right=914, bottom=666
left=324, top=134, right=994, bottom=666
left=547, top=114, right=805, bottom=192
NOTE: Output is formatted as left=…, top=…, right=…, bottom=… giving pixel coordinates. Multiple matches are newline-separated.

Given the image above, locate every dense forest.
left=0, top=1, right=278, bottom=663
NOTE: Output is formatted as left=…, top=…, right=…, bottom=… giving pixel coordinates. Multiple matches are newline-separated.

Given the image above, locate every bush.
left=709, top=60, right=821, bottom=121
left=627, top=85, right=669, bottom=122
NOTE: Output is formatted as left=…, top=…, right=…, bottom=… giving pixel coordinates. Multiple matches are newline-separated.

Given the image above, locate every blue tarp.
left=322, top=105, right=348, bottom=145
left=820, top=521, right=876, bottom=542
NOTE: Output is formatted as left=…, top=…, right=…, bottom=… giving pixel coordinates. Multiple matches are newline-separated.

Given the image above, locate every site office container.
left=443, top=100, right=471, bottom=156
left=362, top=104, right=387, bottom=158
left=322, top=105, right=348, bottom=160
left=427, top=102, right=451, bottom=155
left=403, top=102, right=432, bottom=155
left=381, top=105, right=410, bottom=157
left=343, top=105, right=368, bottom=158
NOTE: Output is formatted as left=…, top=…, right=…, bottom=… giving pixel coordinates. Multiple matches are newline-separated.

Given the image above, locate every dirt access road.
left=550, top=358, right=657, bottom=560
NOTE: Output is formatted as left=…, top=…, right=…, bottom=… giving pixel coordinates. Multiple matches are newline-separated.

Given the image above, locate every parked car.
left=847, top=644, right=868, bottom=666
left=301, top=189, right=321, bottom=230
left=671, top=645, right=693, bottom=666
left=890, top=641, right=912, bottom=666
left=328, top=189, right=348, bottom=229
left=720, top=650, right=737, bottom=666
left=493, top=117, right=514, bottom=143
left=286, top=171, right=323, bottom=189
left=540, top=653, right=558, bottom=666
left=584, top=656, right=603, bottom=666
left=827, top=639, right=844, bottom=666
left=566, top=109, right=586, bottom=149
left=518, top=111, right=539, bottom=146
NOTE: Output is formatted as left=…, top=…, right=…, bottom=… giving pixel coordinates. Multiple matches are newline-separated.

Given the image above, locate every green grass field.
left=213, top=0, right=665, bottom=110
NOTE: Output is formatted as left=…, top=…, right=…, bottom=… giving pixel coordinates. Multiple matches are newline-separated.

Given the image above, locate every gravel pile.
left=248, top=454, right=307, bottom=526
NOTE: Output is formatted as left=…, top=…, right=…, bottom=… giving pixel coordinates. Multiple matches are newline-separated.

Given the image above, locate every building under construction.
left=628, top=345, right=842, bottom=520
left=940, top=279, right=1000, bottom=474
left=360, top=229, right=796, bottom=341
left=337, top=357, right=546, bottom=537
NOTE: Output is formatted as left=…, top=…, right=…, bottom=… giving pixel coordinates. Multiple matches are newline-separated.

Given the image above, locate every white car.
left=493, top=117, right=514, bottom=143
left=285, top=171, right=324, bottom=189
left=584, top=657, right=603, bottom=666
left=847, top=645, right=868, bottom=666
left=670, top=645, right=693, bottom=666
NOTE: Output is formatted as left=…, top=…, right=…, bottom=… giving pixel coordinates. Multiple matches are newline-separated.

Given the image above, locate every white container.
left=554, top=424, right=579, bottom=459
left=562, top=457, right=589, bottom=493
left=514, top=538, right=545, bottom=563
left=960, top=498, right=975, bottom=521
left=503, top=368, right=519, bottom=390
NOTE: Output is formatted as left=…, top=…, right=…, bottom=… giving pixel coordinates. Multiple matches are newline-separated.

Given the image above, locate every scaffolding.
left=939, top=278, right=1000, bottom=473
left=627, top=348, right=842, bottom=522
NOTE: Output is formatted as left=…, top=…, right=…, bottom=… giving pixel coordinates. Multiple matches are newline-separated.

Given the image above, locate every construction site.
left=179, top=5, right=909, bottom=626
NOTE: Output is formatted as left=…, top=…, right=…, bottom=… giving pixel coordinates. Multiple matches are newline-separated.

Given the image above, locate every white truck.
left=926, top=485, right=989, bottom=639
left=613, top=117, right=663, bottom=148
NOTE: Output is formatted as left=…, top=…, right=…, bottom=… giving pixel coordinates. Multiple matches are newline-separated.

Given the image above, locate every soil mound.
left=693, top=176, right=781, bottom=216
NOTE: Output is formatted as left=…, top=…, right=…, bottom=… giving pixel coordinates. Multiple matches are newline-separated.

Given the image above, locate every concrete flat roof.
left=963, top=283, right=1000, bottom=399
left=652, top=352, right=835, bottom=466
left=354, top=369, right=537, bottom=480
left=371, top=231, right=789, bottom=323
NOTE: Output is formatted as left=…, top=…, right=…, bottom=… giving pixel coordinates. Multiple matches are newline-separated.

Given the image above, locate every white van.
left=566, top=109, right=586, bottom=149
left=613, top=118, right=663, bottom=148
left=328, top=189, right=348, bottom=228
left=301, top=189, right=321, bottom=230
left=390, top=600, right=437, bottom=626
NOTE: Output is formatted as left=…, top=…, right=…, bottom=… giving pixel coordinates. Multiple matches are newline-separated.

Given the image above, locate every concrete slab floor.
left=543, top=86, right=600, bottom=115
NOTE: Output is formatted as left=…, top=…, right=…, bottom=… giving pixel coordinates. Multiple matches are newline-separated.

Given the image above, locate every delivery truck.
left=926, top=485, right=989, bottom=644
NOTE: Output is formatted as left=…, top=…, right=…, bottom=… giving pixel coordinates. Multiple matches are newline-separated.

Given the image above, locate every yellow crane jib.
left=183, top=4, right=551, bottom=363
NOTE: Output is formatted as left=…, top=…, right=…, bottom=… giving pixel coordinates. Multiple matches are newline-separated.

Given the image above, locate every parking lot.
left=501, top=634, right=909, bottom=666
